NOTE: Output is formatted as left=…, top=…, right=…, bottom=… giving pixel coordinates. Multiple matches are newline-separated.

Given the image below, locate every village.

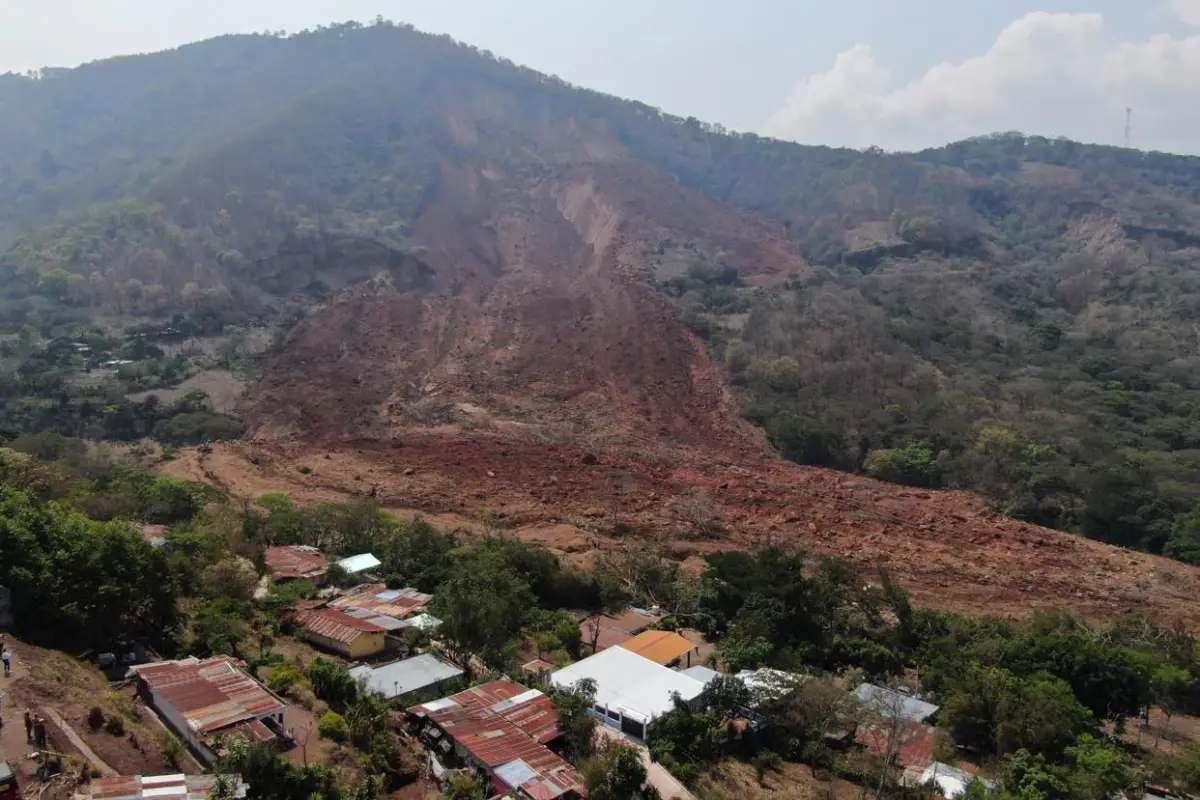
left=0, top=538, right=1015, bottom=800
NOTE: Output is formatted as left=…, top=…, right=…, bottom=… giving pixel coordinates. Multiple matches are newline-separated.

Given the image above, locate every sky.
left=2, top=0, right=1200, bottom=154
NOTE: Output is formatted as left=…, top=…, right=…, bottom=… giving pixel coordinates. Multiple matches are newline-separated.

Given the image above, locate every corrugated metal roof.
left=854, top=683, right=940, bottom=723
left=579, top=608, right=663, bottom=652
left=615, top=629, right=696, bottom=665
left=335, top=553, right=382, bottom=574
left=264, top=546, right=330, bottom=580
left=296, top=608, right=387, bottom=645
left=350, top=654, right=463, bottom=699
left=330, top=584, right=432, bottom=619
left=340, top=607, right=407, bottom=631
left=856, top=719, right=938, bottom=768
left=135, top=657, right=285, bottom=735
left=82, top=774, right=247, bottom=800
left=408, top=680, right=583, bottom=800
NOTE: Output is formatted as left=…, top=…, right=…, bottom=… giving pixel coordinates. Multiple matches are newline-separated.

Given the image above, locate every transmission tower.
left=1125, top=107, right=1132, bottom=149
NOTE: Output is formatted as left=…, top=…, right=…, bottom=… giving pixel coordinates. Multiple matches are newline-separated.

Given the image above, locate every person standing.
left=23, top=709, right=32, bottom=743
left=0, top=646, right=10, bottom=678
left=33, top=715, right=46, bottom=748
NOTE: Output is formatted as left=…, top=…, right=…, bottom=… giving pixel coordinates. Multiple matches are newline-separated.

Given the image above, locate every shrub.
left=317, top=711, right=349, bottom=743
left=161, top=734, right=185, bottom=770
left=87, top=707, right=105, bottom=731
left=104, top=715, right=125, bottom=736
left=265, top=663, right=305, bottom=694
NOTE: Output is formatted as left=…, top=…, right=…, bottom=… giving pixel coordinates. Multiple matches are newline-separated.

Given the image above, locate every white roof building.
left=336, top=553, right=382, bottom=574
left=918, top=763, right=995, bottom=798
left=550, top=647, right=706, bottom=739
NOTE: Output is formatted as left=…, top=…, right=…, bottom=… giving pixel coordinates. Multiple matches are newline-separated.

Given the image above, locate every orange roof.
left=615, top=630, right=695, bottom=665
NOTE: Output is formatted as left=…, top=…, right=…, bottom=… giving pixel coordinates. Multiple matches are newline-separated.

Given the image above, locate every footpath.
left=594, top=724, right=697, bottom=800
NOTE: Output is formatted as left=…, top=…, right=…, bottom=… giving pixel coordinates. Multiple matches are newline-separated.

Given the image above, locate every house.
left=75, top=774, right=248, bottom=800
left=407, top=680, right=584, bottom=800
left=578, top=607, right=663, bottom=653
left=335, top=553, right=382, bottom=575
left=550, top=646, right=706, bottom=739
left=854, top=683, right=939, bottom=723
left=130, top=657, right=286, bottom=764
left=615, top=629, right=698, bottom=667
left=853, top=683, right=941, bottom=770
left=330, top=584, right=432, bottom=619
left=264, top=546, right=330, bottom=583
left=350, top=654, right=463, bottom=701
left=295, top=608, right=388, bottom=659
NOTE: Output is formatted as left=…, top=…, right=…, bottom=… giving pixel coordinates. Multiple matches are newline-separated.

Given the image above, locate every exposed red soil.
left=164, top=435, right=1200, bottom=629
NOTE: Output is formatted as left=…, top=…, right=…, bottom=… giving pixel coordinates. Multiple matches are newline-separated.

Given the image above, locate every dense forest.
left=3, top=19, right=1200, bottom=564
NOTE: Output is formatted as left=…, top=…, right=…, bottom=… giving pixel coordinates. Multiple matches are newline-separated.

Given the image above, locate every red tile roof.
left=264, top=546, right=330, bottom=581
left=408, top=680, right=583, bottom=799
left=134, top=657, right=285, bottom=736
left=330, top=584, right=431, bottom=619
left=296, top=608, right=387, bottom=645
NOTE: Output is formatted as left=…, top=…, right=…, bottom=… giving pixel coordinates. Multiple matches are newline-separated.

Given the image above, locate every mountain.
left=4, top=20, right=1200, bottom=591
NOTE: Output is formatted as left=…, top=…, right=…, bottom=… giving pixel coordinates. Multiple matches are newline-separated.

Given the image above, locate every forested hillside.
left=4, top=19, right=1200, bottom=563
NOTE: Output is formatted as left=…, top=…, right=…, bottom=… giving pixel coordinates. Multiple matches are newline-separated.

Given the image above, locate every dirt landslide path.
left=164, top=437, right=1200, bottom=630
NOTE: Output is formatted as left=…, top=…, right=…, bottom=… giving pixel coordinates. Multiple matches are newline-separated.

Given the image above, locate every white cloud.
left=1169, top=0, right=1200, bottom=28
left=764, top=10, right=1200, bottom=155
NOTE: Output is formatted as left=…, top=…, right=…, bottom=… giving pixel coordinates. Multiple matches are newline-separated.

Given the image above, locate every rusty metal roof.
left=856, top=719, right=938, bottom=769
left=134, top=657, right=285, bottom=735
left=330, top=584, right=431, bottom=619
left=296, top=608, right=387, bottom=645
left=615, top=630, right=696, bottom=666
left=414, top=679, right=562, bottom=743
left=408, top=680, right=582, bottom=799
left=264, top=546, right=330, bottom=580
left=81, top=774, right=247, bottom=800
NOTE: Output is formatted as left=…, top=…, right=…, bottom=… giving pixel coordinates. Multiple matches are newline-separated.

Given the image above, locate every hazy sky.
left=3, top=0, right=1200, bottom=153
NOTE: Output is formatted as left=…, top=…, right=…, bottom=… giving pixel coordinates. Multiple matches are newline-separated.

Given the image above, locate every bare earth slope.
left=245, top=160, right=799, bottom=454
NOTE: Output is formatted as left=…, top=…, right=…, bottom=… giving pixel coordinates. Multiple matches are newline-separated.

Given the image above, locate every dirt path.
left=0, top=640, right=36, bottom=786
left=595, top=725, right=696, bottom=800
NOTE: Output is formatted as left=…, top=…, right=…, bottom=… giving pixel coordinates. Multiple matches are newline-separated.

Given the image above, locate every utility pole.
left=1125, top=107, right=1133, bottom=149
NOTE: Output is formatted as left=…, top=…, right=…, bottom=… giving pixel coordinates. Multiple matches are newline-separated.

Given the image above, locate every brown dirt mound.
left=164, top=436, right=1200, bottom=630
